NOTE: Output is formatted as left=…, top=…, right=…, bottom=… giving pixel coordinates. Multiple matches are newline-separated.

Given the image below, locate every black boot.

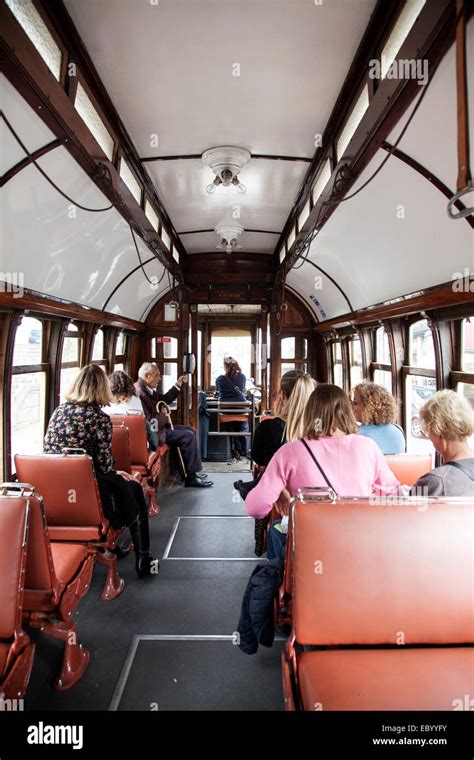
left=129, top=516, right=159, bottom=579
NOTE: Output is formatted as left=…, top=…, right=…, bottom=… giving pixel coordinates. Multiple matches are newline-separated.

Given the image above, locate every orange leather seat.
left=282, top=494, right=474, bottom=710
left=15, top=453, right=125, bottom=601
left=19, top=486, right=94, bottom=692
left=50, top=543, right=88, bottom=585
left=385, top=453, right=432, bottom=487
left=110, top=413, right=167, bottom=516
left=297, top=649, right=474, bottom=711
left=0, top=489, right=36, bottom=699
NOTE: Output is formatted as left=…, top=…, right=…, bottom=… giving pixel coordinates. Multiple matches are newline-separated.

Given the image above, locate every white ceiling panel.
left=147, top=157, right=306, bottom=242
left=65, top=0, right=376, bottom=158
left=302, top=150, right=474, bottom=314
left=106, top=263, right=170, bottom=321
left=286, top=262, right=351, bottom=321
left=1, top=74, right=58, bottom=174
left=0, top=147, right=166, bottom=317
left=386, top=19, right=474, bottom=194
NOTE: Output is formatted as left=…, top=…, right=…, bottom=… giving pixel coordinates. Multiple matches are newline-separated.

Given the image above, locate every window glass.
left=405, top=375, right=436, bottom=457
left=11, top=372, right=46, bottom=467
left=163, top=337, right=178, bottom=359
left=409, top=319, right=435, bottom=369
left=60, top=366, right=81, bottom=403
left=210, top=329, right=251, bottom=385
left=457, top=382, right=474, bottom=410
left=375, top=327, right=391, bottom=365
left=116, top=331, right=126, bottom=355
left=281, top=362, right=296, bottom=376
left=13, top=316, right=42, bottom=366
left=281, top=337, right=295, bottom=359
left=462, top=318, right=474, bottom=372
left=302, top=339, right=308, bottom=360
left=374, top=368, right=392, bottom=393
left=350, top=338, right=363, bottom=387
left=332, top=342, right=343, bottom=388
left=92, top=329, right=104, bottom=361
left=114, top=363, right=124, bottom=372
left=151, top=339, right=156, bottom=359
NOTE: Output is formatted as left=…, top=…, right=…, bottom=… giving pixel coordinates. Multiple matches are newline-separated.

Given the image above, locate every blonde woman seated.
left=410, top=390, right=474, bottom=496
left=352, top=382, right=405, bottom=454
left=246, top=384, right=400, bottom=560
left=44, top=365, right=156, bottom=578
left=250, top=371, right=316, bottom=555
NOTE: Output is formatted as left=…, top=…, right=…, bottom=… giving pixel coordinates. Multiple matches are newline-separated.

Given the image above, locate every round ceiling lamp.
left=202, top=146, right=251, bottom=194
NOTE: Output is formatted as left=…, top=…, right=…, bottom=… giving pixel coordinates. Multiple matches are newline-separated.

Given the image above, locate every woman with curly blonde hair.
left=352, top=382, right=405, bottom=454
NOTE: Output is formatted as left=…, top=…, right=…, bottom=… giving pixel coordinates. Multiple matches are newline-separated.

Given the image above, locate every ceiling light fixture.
left=202, top=146, right=250, bottom=194
left=214, top=219, right=244, bottom=254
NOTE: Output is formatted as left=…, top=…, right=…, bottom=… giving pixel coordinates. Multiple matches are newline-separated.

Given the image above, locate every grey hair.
left=138, top=361, right=158, bottom=378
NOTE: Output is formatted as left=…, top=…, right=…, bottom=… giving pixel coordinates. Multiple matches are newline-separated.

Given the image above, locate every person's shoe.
left=112, top=544, right=130, bottom=560
left=135, top=552, right=158, bottom=578
left=196, top=471, right=208, bottom=479
left=184, top=476, right=213, bottom=488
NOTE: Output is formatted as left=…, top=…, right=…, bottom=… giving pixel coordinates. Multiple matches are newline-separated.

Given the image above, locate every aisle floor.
left=24, top=473, right=284, bottom=711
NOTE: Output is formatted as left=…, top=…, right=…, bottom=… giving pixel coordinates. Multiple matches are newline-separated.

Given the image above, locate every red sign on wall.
left=156, top=337, right=172, bottom=343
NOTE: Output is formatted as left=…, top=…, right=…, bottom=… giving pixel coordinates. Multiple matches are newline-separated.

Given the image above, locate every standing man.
left=135, top=362, right=213, bottom=488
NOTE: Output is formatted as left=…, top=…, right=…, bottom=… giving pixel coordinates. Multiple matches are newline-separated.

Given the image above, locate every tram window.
left=281, top=337, right=295, bottom=359
left=372, top=327, right=392, bottom=392
left=197, top=330, right=202, bottom=389
left=92, top=328, right=105, bottom=361
left=461, top=318, right=474, bottom=372
left=409, top=318, right=435, bottom=369
left=13, top=315, right=42, bottom=367
left=405, top=319, right=436, bottom=456
left=210, top=328, right=251, bottom=386
left=349, top=337, right=363, bottom=388
left=60, top=323, right=82, bottom=403
left=11, top=317, right=47, bottom=467
left=163, top=337, right=178, bottom=359
left=114, top=331, right=128, bottom=371
left=281, top=362, right=296, bottom=375
left=373, top=369, right=392, bottom=393
left=375, top=327, right=391, bottom=365
left=5, top=0, right=62, bottom=81
left=332, top=342, right=343, bottom=388
left=151, top=339, right=156, bottom=359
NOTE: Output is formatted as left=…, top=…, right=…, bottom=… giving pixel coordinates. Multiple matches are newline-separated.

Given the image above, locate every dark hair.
left=303, top=384, right=358, bottom=439
left=224, top=356, right=242, bottom=380
left=108, top=371, right=136, bottom=401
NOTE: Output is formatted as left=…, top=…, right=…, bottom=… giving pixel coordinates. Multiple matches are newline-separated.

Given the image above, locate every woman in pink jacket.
left=246, top=384, right=400, bottom=559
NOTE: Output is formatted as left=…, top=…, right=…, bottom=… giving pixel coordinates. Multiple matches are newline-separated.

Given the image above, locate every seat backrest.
left=385, top=454, right=432, bottom=487
left=23, top=493, right=58, bottom=598
left=14, top=454, right=106, bottom=538
left=0, top=490, right=29, bottom=640
left=109, top=414, right=148, bottom=466
left=292, top=497, right=474, bottom=647
left=111, top=424, right=132, bottom=473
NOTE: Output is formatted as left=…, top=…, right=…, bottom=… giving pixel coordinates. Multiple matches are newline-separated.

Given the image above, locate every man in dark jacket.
left=135, top=362, right=213, bottom=488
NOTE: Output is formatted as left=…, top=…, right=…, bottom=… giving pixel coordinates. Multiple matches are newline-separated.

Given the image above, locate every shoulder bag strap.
left=301, top=439, right=337, bottom=494
left=445, top=460, right=474, bottom=481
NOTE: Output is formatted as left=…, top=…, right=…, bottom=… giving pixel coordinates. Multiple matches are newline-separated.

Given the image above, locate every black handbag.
left=233, top=473, right=262, bottom=500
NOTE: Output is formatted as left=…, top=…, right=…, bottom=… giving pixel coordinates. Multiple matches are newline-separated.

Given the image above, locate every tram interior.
left=0, top=0, right=473, bottom=721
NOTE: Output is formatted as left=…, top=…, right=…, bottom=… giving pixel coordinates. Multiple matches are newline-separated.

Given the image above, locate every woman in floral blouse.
left=44, top=364, right=156, bottom=578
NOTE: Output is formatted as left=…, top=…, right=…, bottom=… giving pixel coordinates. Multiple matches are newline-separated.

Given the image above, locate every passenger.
left=135, top=362, right=213, bottom=488
left=352, top=382, right=405, bottom=454
left=43, top=365, right=156, bottom=578
left=246, top=384, right=400, bottom=560
left=103, top=370, right=143, bottom=414
left=251, top=371, right=316, bottom=555
left=410, top=390, right=474, bottom=496
left=215, top=356, right=249, bottom=459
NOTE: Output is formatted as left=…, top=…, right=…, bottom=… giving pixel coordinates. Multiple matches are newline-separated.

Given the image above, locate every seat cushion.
left=298, top=648, right=474, bottom=711
left=50, top=543, right=88, bottom=584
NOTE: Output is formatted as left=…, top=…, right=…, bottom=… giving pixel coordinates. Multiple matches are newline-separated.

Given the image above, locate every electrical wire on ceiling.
left=288, top=7, right=467, bottom=274
left=1, top=112, right=114, bottom=212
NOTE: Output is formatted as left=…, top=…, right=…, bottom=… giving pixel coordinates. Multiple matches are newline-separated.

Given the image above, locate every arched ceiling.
left=1, top=3, right=472, bottom=325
